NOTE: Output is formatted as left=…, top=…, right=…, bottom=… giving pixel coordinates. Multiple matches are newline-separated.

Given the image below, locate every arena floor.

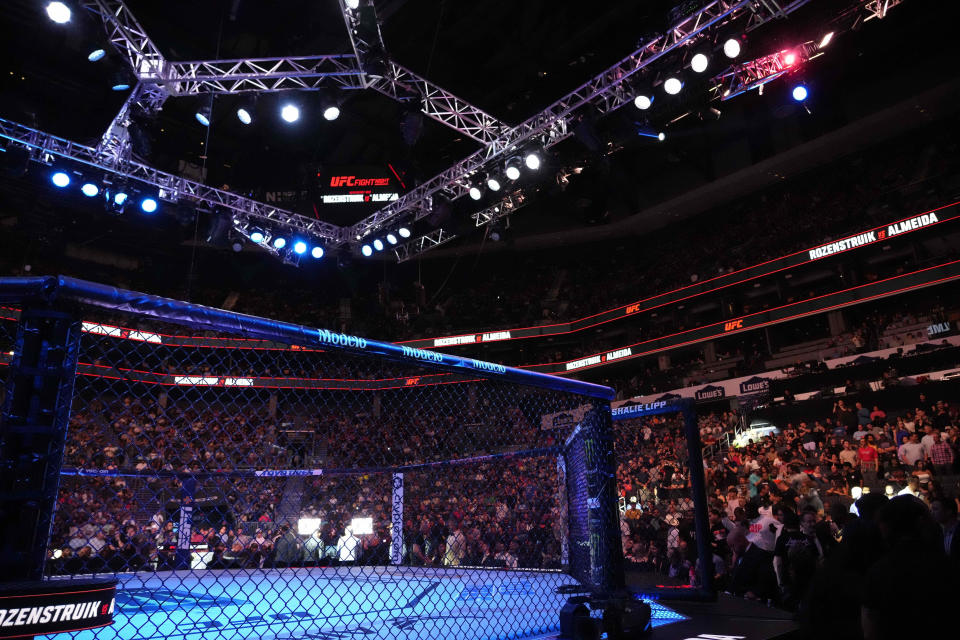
left=46, top=566, right=686, bottom=640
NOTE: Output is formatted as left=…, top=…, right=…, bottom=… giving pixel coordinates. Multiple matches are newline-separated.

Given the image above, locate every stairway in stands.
left=276, top=476, right=306, bottom=527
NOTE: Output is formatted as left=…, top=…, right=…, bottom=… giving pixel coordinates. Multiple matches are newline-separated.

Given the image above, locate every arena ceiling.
left=0, top=0, right=954, bottom=271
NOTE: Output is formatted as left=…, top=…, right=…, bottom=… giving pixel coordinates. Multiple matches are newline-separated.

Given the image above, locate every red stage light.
left=783, top=51, right=798, bottom=66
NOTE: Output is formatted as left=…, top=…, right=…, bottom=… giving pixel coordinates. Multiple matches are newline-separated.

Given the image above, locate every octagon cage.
left=0, top=276, right=648, bottom=640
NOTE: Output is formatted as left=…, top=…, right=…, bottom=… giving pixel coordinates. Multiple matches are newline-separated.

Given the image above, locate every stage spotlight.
left=633, top=94, right=653, bottom=110
left=280, top=104, right=300, bottom=123
left=111, top=71, right=131, bottom=91
left=690, top=53, right=709, bottom=73
left=783, top=51, right=798, bottom=66
left=723, top=37, right=741, bottom=58
left=524, top=152, right=541, bottom=171
left=273, top=237, right=287, bottom=249
left=140, top=197, right=158, bottom=213
left=469, top=185, right=483, bottom=200
left=81, top=182, right=99, bottom=197
left=792, top=84, right=808, bottom=102
left=819, top=32, right=834, bottom=48
left=250, top=230, right=265, bottom=243
left=237, top=108, right=252, bottom=125
left=113, top=191, right=128, bottom=205
left=487, top=176, right=501, bottom=192
left=323, top=106, right=340, bottom=121
left=386, top=233, right=398, bottom=245
left=87, top=48, right=106, bottom=62
left=398, top=226, right=411, bottom=238
left=195, top=95, right=214, bottom=126
left=663, top=77, right=683, bottom=95
left=505, top=158, right=522, bottom=181
left=46, top=1, right=71, bottom=24
left=361, top=244, right=373, bottom=257
left=311, top=246, right=324, bottom=259
left=51, top=171, right=71, bottom=188
left=293, top=240, right=307, bottom=254
left=373, top=238, right=384, bottom=251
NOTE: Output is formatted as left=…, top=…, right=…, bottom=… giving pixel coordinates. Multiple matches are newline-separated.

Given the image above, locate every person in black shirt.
left=774, top=508, right=825, bottom=611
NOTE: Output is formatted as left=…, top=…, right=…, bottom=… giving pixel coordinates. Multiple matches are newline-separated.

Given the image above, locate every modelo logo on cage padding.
left=317, top=328, right=367, bottom=349
left=400, top=345, right=443, bottom=362
left=471, top=358, right=506, bottom=374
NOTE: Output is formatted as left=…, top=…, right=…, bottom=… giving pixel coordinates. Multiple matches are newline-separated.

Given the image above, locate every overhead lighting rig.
left=9, top=0, right=909, bottom=265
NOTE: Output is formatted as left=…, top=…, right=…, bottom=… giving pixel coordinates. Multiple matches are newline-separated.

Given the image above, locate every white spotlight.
left=281, top=104, right=300, bottom=123
left=524, top=152, right=541, bottom=170
left=311, top=246, right=324, bottom=259
left=487, top=177, right=501, bottom=192
left=237, top=108, right=252, bottom=125
left=361, top=244, right=373, bottom=257
left=386, top=233, right=398, bottom=245
left=723, top=38, right=741, bottom=59
left=658, top=132, right=666, bottom=142
left=505, top=165, right=521, bottom=181
left=469, top=186, right=482, bottom=201
left=819, top=32, right=834, bottom=49
left=398, top=227, right=411, bottom=238
left=634, top=95, right=652, bottom=110
left=323, top=106, right=340, bottom=121
left=46, top=2, right=71, bottom=24
left=691, top=53, right=709, bottom=73
left=664, top=77, right=683, bottom=95
left=373, top=239, right=384, bottom=251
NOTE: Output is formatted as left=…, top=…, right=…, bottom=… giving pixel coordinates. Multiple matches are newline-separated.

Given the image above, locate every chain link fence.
left=0, top=277, right=623, bottom=640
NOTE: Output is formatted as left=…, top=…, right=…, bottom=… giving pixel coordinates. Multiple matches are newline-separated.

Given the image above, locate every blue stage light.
left=250, top=230, right=265, bottom=243
left=311, top=246, right=324, bottom=259
left=88, top=49, right=106, bottom=62
left=81, top=182, right=99, bottom=197
left=113, top=191, right=129, bottom=205
left=361, top=244, right=373, bottom=257
left=51, top=171, right=70, bottom=188
left=273, top=237, right=287, bottom=249
left=140, top=197, right=158, bottom=213
left=386, top=233, right=398, bottom=245
left=398, top=227, right=411, bottom=238
left=293, top=241, right=307, bottom=254
left=373, top=239, right=384, bottom=251
left=792, top=85, right=808, bottom=102
left=237, top=108, right=252, bottom=125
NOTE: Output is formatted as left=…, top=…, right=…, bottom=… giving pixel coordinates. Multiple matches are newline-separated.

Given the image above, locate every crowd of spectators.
left=615, top=392, right=959, bottom=633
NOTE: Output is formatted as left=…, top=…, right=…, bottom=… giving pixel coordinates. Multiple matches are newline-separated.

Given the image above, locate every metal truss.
left=0, top=117, right=340, bottom=242
left=348, top=0, right=810, bottom=246
left=471, top=192, right=528, bottom=227
left=81, top=0, right=168, bottom=78
left=46, top=0, right=875, bottom=263
left=97, top=82, right=169, bottom=167
left=393, top=228, right=458, bottom=263
left=167, top=56, right=366, bottom=94
left=367, top=62, right=513, bottom=144
left=864, top=0, right=904, bottom=20
left=717, top=42, right=818, bottom=101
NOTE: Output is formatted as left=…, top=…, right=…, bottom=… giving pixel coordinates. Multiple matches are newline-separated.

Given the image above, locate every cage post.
left=681, top=398, right=715, bottom=598
left=175, top=477, right=197, bottom=570
left=0, top=306, right=82, bottom=581
left=582, top=403, right=625, bottom=594
left=390, top=472, right=403, bottom=564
